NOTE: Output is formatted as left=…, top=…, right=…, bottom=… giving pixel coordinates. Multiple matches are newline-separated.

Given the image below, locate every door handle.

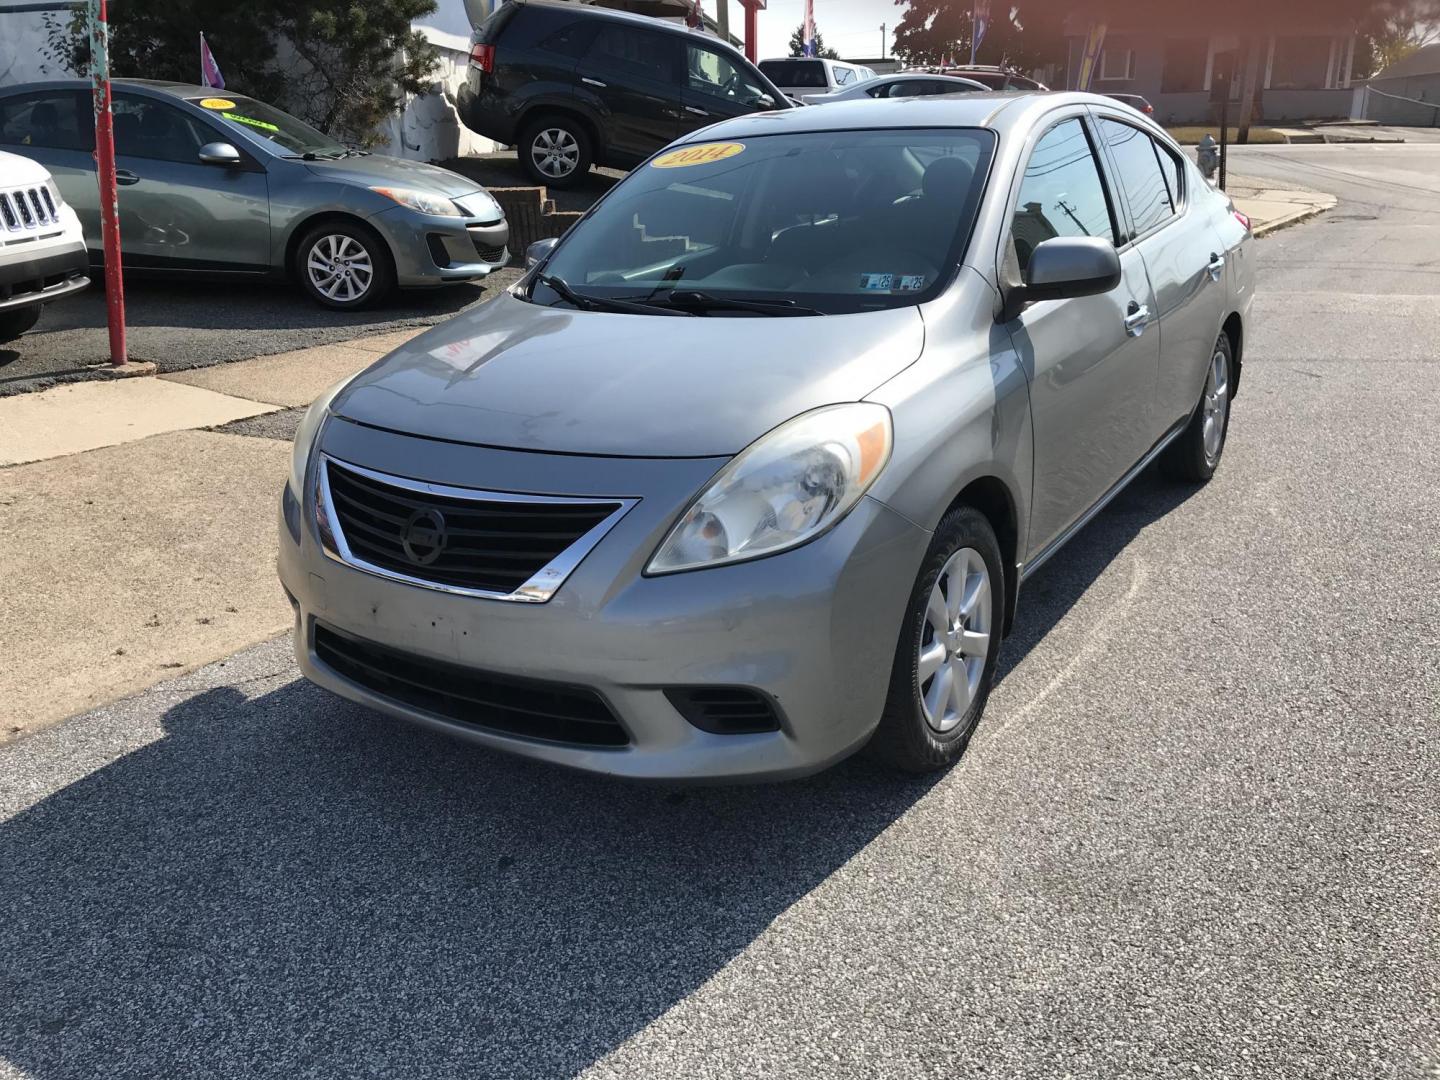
left=685, top=106, right=709, bottom=116
left=115, top=170, right=140, bottom=186
left=581, top=77, right=607, bottom=88
left=1123, top=302, right=1150, bottom=337
left=1206, top=252, right=1226, bottom=281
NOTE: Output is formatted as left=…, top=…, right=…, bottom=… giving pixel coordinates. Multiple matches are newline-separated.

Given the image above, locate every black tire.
left=1161, top=331, right=1234, bottom=483
left=869, top=505, right=1005, bottom=773
left=0, top=305, right=41, bottom=344
left=519, top=115, right=593, bottom=188
left=294, top=221, right=394, bottom=311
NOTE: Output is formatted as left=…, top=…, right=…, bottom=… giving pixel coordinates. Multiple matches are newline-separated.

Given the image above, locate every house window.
left=1098, top=43, right=1135, bottom=82
left=1161, top=38, right=1207, bottom=92
left=1269, top=36, right=1333, bottom=89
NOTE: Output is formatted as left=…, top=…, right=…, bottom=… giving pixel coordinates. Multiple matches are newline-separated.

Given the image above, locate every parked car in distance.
left=0, top=149, right=88, bottom=343
left=458, top=0, right=790, bottom=187
left=281, top=92, right=1252, bottom=782
left=909, top=64, right=1049, bottom=91
left=0, top=80, right=509, bottom=310
left=1105, top=93, right=1156, bottom=116
left=758, top=57, right=877, bottom=101
left=801, top=73, right=989, bottom=105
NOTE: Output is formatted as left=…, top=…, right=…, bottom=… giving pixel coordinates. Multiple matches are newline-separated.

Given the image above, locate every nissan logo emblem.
left=401, top=508, right=447, bottom=566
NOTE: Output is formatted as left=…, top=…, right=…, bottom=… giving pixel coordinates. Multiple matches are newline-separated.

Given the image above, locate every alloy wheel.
left=1202, top=347, right=1230, bottom=464
left=918, top=546, right=992, bottom=734
left=531, top=128, right=580, bottom=179
left=306, top=234, right=374, bottom=304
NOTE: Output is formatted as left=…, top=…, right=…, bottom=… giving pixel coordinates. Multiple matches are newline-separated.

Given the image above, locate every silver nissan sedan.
left=279, top=92, right=1254, bottom=781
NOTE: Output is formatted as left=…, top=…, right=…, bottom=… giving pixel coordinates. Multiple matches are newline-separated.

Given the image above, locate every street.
left=1, top=143, right=1437, bottom=1078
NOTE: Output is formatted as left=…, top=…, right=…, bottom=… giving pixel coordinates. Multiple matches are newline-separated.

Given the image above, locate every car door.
left=110, top=94, right=270, bottom=272
left=682, top=43, right=776, bottom=131
left=1001, top=113, right=1161, bottom=561
left=1095, top=113, right=1226, bottom=430
left=0, top=89, right=98, bottom=250
left=577, top=23, right=683, bottom=166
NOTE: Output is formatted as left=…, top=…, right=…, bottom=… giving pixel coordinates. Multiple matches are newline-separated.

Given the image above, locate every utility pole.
left=880, top=22, right=885, bottom=59
left=87, top=0, right=128, bottom=367
left=717, top=0, right=730, bottom=45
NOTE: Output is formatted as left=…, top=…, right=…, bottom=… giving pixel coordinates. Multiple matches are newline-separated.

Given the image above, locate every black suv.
left=458, top=0, right=790, bottom=187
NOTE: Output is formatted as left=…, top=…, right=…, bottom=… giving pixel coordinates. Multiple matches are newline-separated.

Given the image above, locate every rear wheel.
left=519, top=115, right=593, bottom=188
left=1161, top=331, right=1233, bottom=482
left=0, top=305, right=41, bottom=344
left=296, top=222, right=394, bottom=311
left=869, top=505, right=1004, bottom=773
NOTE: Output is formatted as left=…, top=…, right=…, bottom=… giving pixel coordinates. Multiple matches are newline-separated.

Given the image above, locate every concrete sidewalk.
left=1223, top=174, right=1338, bottom=236
left=0, top=328, right=422, bottom=741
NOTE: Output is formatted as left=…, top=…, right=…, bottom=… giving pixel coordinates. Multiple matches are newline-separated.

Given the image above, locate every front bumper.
left=0, top=244, right=89, bottom=312
left=370, top=204, right=510, bottom=287
left=278, top=418, right=930, bottom=782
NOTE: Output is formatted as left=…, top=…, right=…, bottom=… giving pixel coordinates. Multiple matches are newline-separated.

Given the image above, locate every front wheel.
left=868, top=505, right=1004, bottom=773
left=296, top=222, right=394, bottom=310
left=1161, top=331, right=1233, bottom=482
left=0, top=305, right=41, bottom=344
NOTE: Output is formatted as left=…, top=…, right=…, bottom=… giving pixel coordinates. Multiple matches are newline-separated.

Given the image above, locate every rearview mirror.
left=198, top=142, right=242, bottom=167
left=526, top=236, right=558, bottom=269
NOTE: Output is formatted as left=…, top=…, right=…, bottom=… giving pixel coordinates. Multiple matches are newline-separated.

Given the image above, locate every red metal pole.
left=89, top=0, right=127, bottom=366
left=744, top=0, right=757, bottom=62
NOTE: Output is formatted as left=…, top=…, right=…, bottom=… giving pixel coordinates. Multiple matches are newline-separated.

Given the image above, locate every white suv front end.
left=0, top=149, right=89, bottom=343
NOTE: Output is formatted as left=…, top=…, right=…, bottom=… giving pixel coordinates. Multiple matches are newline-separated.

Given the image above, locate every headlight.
left=45, top=180, right=65, bottom=211
left=370, top=186, right=461, bottom=217
left=647, top=403, right=893, bottom=574
left=289, top=378, right=349, bottom=497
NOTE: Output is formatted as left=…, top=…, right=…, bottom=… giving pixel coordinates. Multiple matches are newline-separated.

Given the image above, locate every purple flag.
left=200, top=33, right=225, bottom=90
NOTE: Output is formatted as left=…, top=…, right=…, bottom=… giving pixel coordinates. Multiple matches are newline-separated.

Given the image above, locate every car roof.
left=678, top=90, right=1118, bottom=141
left=0, top=79, right=238, bottom=99
left=514, top=0, right=750, bottom=57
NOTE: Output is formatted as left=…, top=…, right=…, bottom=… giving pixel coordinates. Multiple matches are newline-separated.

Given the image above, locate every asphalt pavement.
left=2, top=144, right=1437, bottom=1079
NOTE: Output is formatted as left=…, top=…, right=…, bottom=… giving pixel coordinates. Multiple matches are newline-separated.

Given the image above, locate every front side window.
left=534, top=128, right=995, bottom=314
left=0, top=91, right=92, bottom=152
left=1098, top=118, right=1173, bottom=237
left=687, top=45, right=770, bottom=105
left=834, top=67, right=855, bottom=86
left=586, top=25, right=677, bottom=83
left=1011, top=118, right=1115, bottom=272
left=114, top=97, right=212, bottom=163
left=187, top=94, right=345, bottom=157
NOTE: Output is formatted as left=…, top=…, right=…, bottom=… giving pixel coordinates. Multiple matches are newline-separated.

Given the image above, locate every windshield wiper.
left=536, top=274, right=695, bottom=317
left=634, top=290, right=827, bottom=317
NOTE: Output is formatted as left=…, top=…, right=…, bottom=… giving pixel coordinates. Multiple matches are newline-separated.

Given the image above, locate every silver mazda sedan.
left=279, top=92, right=1253, bottom=781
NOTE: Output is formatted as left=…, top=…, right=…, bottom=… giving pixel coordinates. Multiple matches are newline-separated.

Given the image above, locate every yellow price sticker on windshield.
left=651, top=142, right=745, bottom=169
left=199, top=97, right=236, bottom=110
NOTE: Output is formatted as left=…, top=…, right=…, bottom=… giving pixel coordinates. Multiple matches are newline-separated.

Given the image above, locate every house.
left=1355, top=43, right=1440, bottom=126
left=1062, top=20, right=1360, bottom=124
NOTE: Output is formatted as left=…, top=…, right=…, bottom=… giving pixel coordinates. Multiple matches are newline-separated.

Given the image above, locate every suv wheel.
left=296, top=222, right=394, bottom=310
left=0, top=305, right=41, bottom=344
left=869, top=505, right=1004, bottom=773
left=520, top=116, right=592, bottom=188
left=1161, top=331, right=1233, bottom=482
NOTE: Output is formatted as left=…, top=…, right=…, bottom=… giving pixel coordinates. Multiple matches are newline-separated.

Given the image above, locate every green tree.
left=891, top=1, right=1062, bottom=71
left=788, top=23, right=841, bottom=59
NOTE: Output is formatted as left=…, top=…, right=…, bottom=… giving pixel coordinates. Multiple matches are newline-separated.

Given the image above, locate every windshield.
left=759, top=60, right=828, bottom=87
left=532, top=128, right=995, bottom=316
left=186, top=95, right=347, bottom=157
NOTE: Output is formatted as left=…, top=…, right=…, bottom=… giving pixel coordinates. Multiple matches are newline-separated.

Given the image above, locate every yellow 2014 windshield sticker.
left=222, top=112, right=280, bottom=133
left=198, top=98, right=236, bottom=110
left=651, top=142, right=745, bottom=169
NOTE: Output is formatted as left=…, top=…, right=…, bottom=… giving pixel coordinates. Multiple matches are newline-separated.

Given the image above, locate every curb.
left=1252, top=198, right=1339, bottom=237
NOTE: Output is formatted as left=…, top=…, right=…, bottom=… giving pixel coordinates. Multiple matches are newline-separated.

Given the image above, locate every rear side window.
left=537, top=22, right=596, bottom=59
left=0, top=91, right=93, bottom=152
left=585, top=25, right=677, bottom=83
left=1154, top=139, right=1185, bottom=208
left=834, top=67, right=855, bottom=86
left=758, top=59, right=827, bottom=87
left=1098, top=118, right=1174, bottom=237
left=1011, top=117, right=1116, bottom=272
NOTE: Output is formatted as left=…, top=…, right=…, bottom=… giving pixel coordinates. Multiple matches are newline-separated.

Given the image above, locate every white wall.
left=0, top=11, right=72, bottom=85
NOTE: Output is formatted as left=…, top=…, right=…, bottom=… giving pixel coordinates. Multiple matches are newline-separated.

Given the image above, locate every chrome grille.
left=0, top=186, right=59, bottom=232
left=317, top=456, right=636, bottom=603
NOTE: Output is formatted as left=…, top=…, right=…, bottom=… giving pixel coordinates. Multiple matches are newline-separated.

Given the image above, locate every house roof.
left=1371, top=43, right=1440, bottom=81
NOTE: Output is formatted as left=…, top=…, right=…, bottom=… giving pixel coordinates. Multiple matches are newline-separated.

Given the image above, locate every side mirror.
left=1001, top=236, right=1120, bottom=320
left=198, top=141, right=243, bottom=167
left=525, top=236, right=558, bottom=269
left=755, top=93, right=776, bottom=109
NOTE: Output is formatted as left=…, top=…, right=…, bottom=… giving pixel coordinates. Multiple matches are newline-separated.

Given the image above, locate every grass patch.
left=1165, top=126, right=1288, bottom=145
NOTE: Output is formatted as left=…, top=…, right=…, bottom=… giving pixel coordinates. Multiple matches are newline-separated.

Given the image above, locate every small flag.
left=200, top=32, right=224, bottom=90
left=686, top=0, right=703, bottom=30
left=971, top=0, right=990, bottom=61
left=802, top=0, right=816, bottom=56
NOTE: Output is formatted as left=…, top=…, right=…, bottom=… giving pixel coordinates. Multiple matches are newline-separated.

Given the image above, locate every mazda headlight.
left=648, top=403, right=892, bottom=574
left=371, top=186, right=461, bottom=217
left=289, top=379, right=349, bottom=497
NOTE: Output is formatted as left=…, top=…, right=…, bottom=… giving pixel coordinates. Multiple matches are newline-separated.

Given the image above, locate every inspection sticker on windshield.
left=222, top=112, right=280, bottom=133
left=198, top=98, right=236, bottom=110
left=859, top=273, right=927, bottom=292
left=651, top=142, right=745, bottom=169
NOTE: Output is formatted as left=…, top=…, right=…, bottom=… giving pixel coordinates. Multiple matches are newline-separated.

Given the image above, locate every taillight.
left=470, top=43, right=494, bottom=72
left=1233, top=209, right=1251, bottom=231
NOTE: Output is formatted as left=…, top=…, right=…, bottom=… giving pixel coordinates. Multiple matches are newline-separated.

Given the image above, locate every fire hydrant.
left=1196, top=133, right=1219, bottom=180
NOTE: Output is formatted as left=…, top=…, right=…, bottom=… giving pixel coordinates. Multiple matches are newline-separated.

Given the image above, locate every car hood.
left=304, top=155, right=481, bottom=198
left=331, top=292, right=926, bottom=457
